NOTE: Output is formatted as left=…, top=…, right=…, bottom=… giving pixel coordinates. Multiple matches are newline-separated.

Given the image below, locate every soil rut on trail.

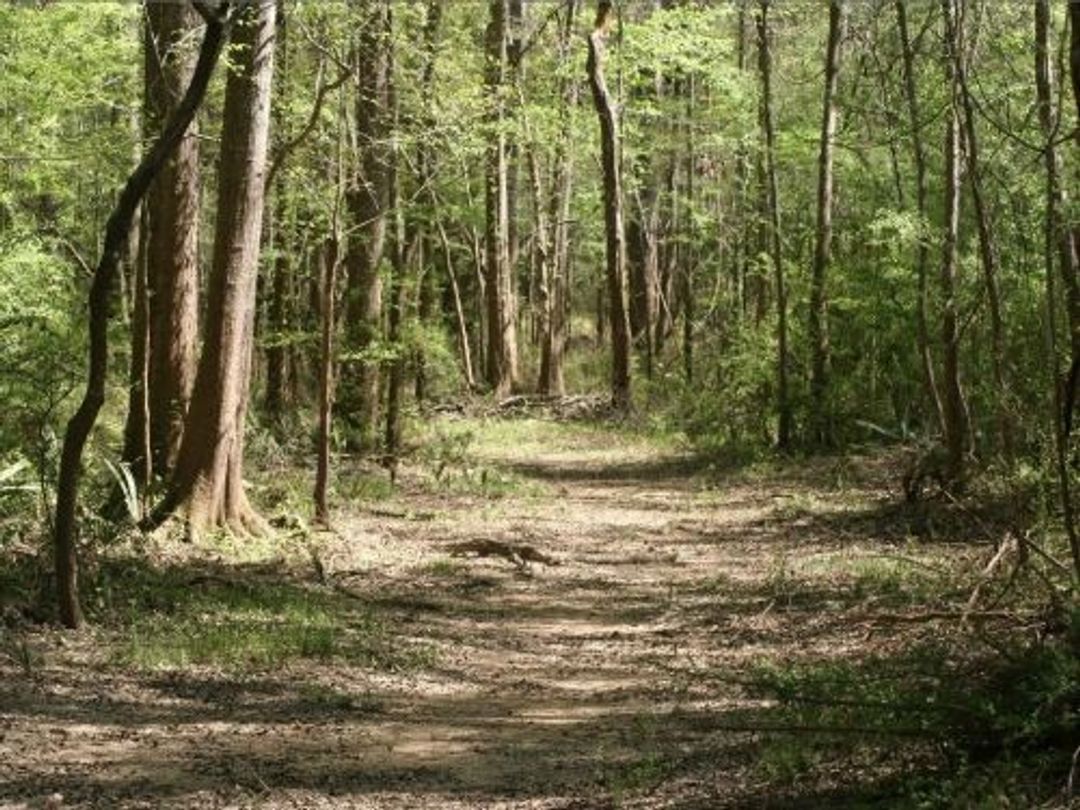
left=1, top=421, right=965, bottom=808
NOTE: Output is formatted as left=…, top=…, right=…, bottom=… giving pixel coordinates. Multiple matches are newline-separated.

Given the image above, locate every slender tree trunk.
left=1063, top=0, right=1080, bottom=434
left=314, top=237, right=338, bottom=526
left=155, top=0, right=275, bottom=539
left=1036, top=0, right=1080, bottom=577
left=54, top=5, right=230, bottom=627
left=757, top=0, right=790, bottom=450
left=939, top=0, right=968, bottom=484
left=438, top=221, right=475, bottom=388
left=956, top=3, right=1010, bottom=459
left=122, top=1, right=203, bottom=479
left=343, top=0, right=391, bottom=450
left=683, top=76, right=696, bottom=385
left=484, top=0, right=519, bottom=395
left=588, top=0, right=632, bottom=411
left=897, top=0, right=946, bottom=437
left=808, top=0, right=844, bottom=447
left=385, top=36, right=406, bottom=477
left=413, top=0, right=443, bottom=405
left=540, top=0, right=578, bottom=395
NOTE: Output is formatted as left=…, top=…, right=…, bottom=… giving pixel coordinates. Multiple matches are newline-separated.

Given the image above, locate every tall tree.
left=54, top=1, right=232, bottom=628
left=154, top=0, right=276, bottom=538
left=1035, top=0, right=1080, bottom=577
left=484, top=0, right=519, bottom=395
left=955, top=0, right=1010, bottom=457
left=539, top=0, right=578, bottom=396
left=122, top=0, right=204, bottom=478
left=939, top=0, right=968, bottom=483
left=343, top=0, right=392, bottom=449
left=756, top=0, right=790, bottom=450
left=587, top=0, right=632, bottom=411
left=807, top=0, right=844, bottom=447
left=896, top=0, right=946, bottom=436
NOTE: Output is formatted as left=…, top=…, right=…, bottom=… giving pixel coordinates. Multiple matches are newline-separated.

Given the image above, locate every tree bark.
left=808, top=0, right=844, bottom=447
left=122, top=0, right=203, bottom=479
left=54, top=3, right=231, bottom=628
left=896, top=0, right=946, bottom=437
left=484, top=0, right=519, bottom=395
left=757, top=0, right=790, bottom=450
left=939, top=0, right=968, bottom=484
left=1036, top=0, right=1080, bottom=577
left=155, top=0, right=276, bottom=540
left=539, top=0, right=577, bottom=396
left=314, top=237, right=338, bottom=527
left=955, top=2, right=1010, bottom=459
left=587, top=0, right=632, bottom=411
left=343, top=0, right=392, bottom=450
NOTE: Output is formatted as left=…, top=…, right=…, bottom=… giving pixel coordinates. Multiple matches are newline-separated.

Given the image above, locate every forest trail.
left=1, top=417, right=978, bottom=808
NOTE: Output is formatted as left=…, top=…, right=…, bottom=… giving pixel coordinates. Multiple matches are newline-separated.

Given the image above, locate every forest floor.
left=0, top=414, right=1074, bottom=808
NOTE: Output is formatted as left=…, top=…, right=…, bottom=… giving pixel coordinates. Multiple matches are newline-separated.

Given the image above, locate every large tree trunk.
left=757, top=0, right=790, bottom=450
left=157, top=0, right=276, bottom=540
left=896, top=0, right=946, bottom=437
left=807, top=0, right=843, bottom=447
left=539, top=0, right=578, bottom=396
left=122, top=1, right=203, bottom=479
left=587, top=0, right=632, bottom=411
left=54, top=4, right=230, bottom=628
left=343, top=0, right=391, bottom=450
left=1036, top=0, right=1080, bottom=577
left=939, top=0, right=968, bottom=484
left=484, top=0, right=519, bottom=395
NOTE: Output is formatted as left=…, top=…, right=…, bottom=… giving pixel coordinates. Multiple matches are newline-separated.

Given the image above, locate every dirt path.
left=0, top=419, right=977, bottom=808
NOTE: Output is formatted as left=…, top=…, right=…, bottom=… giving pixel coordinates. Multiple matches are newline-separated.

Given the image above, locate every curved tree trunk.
left=54, top=4, right=231, bottom=628
left=157, top=0, right=276, bottom=540
left=123, top=1, right=202, bottom=478
left=587, top=0, right=632, bottom=411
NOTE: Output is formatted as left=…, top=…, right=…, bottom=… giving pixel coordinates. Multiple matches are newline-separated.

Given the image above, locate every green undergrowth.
left=88, top=560, right=434, bottom=673
left=747, top=618, right=1080, bottom=807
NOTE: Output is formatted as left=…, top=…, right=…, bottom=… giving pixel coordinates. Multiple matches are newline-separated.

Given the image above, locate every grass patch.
left=420, top=557, right=467, bottom=578
left=92, top=560, right=434, bottom=673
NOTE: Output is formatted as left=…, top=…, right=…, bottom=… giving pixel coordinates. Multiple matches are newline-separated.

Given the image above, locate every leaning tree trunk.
left=122, top=0, right=203, bottom=479
left=155, top=0, right=276, bottom=540
left=896, top=0, right=946, bottom=437
left=587, top=0, right=632, bottom=411
left=343, top=0, right=392, bottom=451
left=939, top=0, right=968, bottom=484
left=54, top=4, right=231, bottom=628
left=807, top=0, right=843, bottom=448
left=757, top=0, right=790, bottom=451
left=484, top=0, right=519, bottom=396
